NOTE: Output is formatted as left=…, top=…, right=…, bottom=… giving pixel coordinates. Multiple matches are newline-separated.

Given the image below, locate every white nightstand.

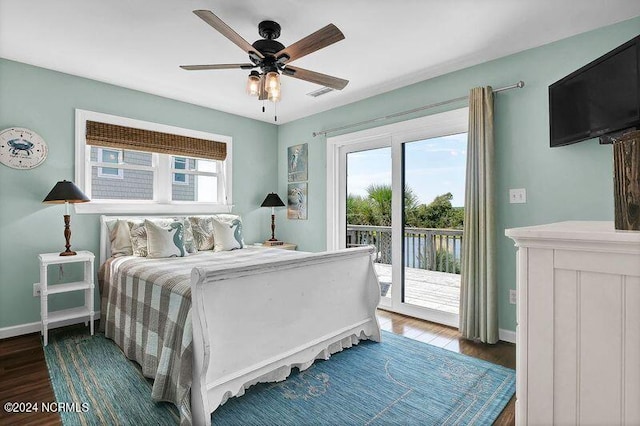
left=254, top=242, right=297, bottom=250
left=38, top=250, right=95, bottom=346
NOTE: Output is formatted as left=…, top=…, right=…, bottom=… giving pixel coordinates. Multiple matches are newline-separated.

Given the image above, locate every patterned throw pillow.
left=211, top=216, right=244, bottom=252
left=145, top=219, right=187, bottom=258
left=107, top=219, right=133, bottom=257
left=182, top=219, right=197, bottom=254
left=189, top=216, right=215, bottom=251
left=128, top=220, right=148, bottom=257
left=128, top=218, right=175, bottom=257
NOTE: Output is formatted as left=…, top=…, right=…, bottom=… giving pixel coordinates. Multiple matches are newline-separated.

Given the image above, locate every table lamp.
left=43, top=180, right=90, bottom=256
left=261, top=192, right=285, bottom=244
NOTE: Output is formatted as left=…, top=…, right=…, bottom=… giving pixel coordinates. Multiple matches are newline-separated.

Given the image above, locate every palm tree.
left=347, top=184, right=419, bottom=226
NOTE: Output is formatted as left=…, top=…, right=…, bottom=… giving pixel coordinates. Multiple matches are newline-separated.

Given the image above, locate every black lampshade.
left=43, top=180, right=90, bottom=204
left=261, top=192, right=285, bottom=207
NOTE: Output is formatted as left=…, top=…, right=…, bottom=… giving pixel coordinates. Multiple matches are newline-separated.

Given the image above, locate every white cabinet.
left=506, top=221, right=640, bottom=425
left=38, top=250, right=95, bottom=346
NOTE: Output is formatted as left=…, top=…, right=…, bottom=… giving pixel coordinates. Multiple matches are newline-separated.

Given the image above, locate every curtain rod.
left=312, top=80, right=525, bottom=137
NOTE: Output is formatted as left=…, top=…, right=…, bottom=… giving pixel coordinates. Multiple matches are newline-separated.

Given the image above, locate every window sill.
left=74, top=201, right=234, bottom=215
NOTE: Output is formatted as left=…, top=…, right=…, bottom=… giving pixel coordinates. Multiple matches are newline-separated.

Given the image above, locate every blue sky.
left=346, top=133, right=467, bottom=207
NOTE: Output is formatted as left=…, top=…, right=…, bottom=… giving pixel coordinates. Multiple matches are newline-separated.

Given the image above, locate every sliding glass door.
left=401, top=134, right=466, bottom=325
left=342, top=139, right=393, bottom=308
left=328, top=108, right=468, bottom=327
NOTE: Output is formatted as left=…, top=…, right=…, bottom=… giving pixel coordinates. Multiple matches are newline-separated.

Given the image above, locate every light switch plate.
left=509, top=289, right=517, bottom=304
left=509, top=188, right=526, bottom=204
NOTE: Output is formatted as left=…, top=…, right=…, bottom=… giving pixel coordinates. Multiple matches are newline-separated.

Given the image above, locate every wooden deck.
left=374, top=263, right=460, bottom=314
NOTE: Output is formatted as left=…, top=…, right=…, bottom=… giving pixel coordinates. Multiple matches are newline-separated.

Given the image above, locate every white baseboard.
left=499, top=328, right=516, bottom=344
left=0, top=313, right=101, bottom=340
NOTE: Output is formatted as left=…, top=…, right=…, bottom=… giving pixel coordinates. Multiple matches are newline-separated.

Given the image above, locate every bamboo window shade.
left=85, top=121, right=227, bottom=161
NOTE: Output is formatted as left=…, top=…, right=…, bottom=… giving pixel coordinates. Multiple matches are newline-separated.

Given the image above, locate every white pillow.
left=107, top=219, right=132, bottom=257
left=211, top=216, right=244, bottom=252
left=145, top=219, right=188, bottom=258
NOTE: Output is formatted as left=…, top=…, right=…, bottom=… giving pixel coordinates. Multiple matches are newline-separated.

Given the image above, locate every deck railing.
left=346, top=225, right=463, bottom=274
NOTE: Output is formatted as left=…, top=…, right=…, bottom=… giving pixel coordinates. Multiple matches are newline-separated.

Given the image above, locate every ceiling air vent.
left=306, top=87, right=334, bottom=98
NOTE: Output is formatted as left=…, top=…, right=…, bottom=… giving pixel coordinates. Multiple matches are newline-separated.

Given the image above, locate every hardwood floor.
left=0, top=312, right=515, bottom=425
left=0, top=333, right=60, bottom=425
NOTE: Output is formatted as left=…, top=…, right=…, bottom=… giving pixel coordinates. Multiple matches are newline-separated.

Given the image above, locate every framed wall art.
left=287, top=182, right=307, bottom=220
left=287, top=143, right=308, bottom=182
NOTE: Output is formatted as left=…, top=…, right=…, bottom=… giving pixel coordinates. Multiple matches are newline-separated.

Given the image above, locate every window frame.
left=74, top=109, right=233, bottom=214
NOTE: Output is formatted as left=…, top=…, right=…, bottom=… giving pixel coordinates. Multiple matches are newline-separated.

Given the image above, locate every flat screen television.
left=549, top=35, right=640, bottom=147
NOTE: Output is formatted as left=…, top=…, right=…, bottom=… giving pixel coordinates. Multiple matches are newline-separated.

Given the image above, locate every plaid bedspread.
left=98, top=247, right=305, bottom=425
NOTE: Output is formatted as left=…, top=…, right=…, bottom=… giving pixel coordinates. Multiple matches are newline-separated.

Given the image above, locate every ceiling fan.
left=180, top=10, right=349, bottom=118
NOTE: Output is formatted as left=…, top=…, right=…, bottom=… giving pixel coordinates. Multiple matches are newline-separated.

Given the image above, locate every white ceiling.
left=1, top=1, right=639, bottom=124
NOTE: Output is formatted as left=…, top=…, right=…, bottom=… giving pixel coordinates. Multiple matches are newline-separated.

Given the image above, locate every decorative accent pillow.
left=128, top=218, right=175, bottom=257
left=128, top=220, right=148, bottom=257
left=145, top=219, right=187, bottom=258
left=211, top=216, right=244, bottom=252
left=189, top=216, right=215, bottom=251
left=181, top=219, right=197, bottom=254
left=107, top=219, right=132, bottom=257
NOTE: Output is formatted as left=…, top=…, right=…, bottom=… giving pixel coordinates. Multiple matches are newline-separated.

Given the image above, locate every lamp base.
left=60, top=214, right=76, bottom=256
left=264, top=240, right=284, bottom=246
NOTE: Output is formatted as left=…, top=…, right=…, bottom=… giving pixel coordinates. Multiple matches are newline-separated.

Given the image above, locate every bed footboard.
left=190, top=246, right=381, bottom=425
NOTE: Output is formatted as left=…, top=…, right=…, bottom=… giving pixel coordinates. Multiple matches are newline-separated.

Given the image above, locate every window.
left=172, top=157, right=189, bottom=185
left=75, top=109, right=232, bottom=214
left=96, top=148, right=123, bottom=179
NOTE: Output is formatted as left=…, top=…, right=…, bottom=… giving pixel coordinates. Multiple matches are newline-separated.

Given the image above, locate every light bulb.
left=246, top=72, right=260, bottom=96
left=268, top=88, right=281, bottom=103
left=264, top=71, right=280, bottom=94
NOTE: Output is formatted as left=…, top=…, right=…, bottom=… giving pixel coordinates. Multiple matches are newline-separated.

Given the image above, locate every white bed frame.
left=99, top=215, right=381, bottom=425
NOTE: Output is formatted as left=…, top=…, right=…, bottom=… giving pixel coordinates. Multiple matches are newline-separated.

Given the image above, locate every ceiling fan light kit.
left=181, top=9, right=348, bottom=121
left=246, top=71, right=261, bottom=96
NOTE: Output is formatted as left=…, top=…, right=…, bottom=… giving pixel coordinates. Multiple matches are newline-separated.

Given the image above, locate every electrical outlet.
left=509, top=289, right=517, bottom=304
left=33, top=283, right=41, bottom=297
left=509, top=188, right=527, bottom=204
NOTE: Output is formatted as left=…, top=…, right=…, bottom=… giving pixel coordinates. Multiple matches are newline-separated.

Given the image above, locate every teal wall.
left=276, top=17, right=640, bottom=333
left=1, top=16, right=638, bottom=332
left=0, top=59, right=278, bottom=329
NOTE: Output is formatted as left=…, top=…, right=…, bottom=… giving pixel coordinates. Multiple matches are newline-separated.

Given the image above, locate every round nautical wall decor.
left=0, top=127, right=48, bottom=169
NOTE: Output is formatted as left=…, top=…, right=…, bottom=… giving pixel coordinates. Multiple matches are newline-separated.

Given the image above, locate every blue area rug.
left=43, top=327, right=179, bottom=425
left=212, top=331, right=515, bottom=425
left=44, top=327, right=514, bottom=425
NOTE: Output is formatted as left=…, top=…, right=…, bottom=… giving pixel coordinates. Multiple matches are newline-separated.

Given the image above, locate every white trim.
left=75, top=201, right=233, bottom=215
left=0, top=313, right=101, bottom=340
left=74, top=109, right=233, bottom=214
left=499, top=328, right=516, bottom=344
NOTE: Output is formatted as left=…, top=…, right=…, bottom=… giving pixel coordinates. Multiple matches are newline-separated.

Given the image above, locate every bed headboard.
left=99, top=215, right=222, bottom=265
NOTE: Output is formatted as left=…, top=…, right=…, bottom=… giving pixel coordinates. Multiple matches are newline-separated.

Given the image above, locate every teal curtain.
left=459, top=86, right=498, bottom=344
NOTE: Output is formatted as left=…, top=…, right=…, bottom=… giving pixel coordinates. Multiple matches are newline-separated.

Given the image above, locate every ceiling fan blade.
left=283, top=66, right=348, bottom=90
left=275, top=24, right=344, bottom=63
left=180, top=63, right=255, bottom=71
left=193, top=10, right=264, bottom=59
